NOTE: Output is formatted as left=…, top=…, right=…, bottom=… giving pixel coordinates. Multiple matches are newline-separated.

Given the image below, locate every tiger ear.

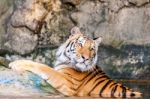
left=70, top=26, right=82, bottom=36
left=94, top=37, right=102, bottom=45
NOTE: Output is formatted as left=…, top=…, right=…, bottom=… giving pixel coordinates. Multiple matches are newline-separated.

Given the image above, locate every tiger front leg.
left=9, top=60, right=50, bottom=80
left=9, top=60, right=34, bottom=72
left=9, top=60, right=76, bottom=96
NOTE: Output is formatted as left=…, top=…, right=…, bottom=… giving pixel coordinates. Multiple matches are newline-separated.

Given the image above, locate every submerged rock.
left=0, top=66, right=57, bottom=96
left=0, top=57, right=57, bottom=96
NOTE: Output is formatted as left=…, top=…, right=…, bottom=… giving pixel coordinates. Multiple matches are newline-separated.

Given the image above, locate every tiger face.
left=66, top=36, right=98, bottom=71
left=55, top=27, right=102, bottom=72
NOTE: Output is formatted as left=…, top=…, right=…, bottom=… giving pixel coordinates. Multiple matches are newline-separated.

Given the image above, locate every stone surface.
left=128, top=0, right=149, bottom=6
left=0, top=63, right=57, bottom=96
left=71, top=1, right=105, bottom=37
left=62, top=0, right=82, bottom=5
left=3, top=0, right=75, bottom=54
left=3, top=0, right=150, bottom=53
left=113, top=7, right=150, bottom=45
left=97, top=45, right=150, bottom=80
left=71, top=0, right=150, bottom=47
left=0, top=0, right=14, bottom=50
left=5, top=23, right=38, bottom=54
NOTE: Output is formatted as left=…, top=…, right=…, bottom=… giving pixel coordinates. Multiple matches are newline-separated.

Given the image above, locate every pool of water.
left=0, top=80, right=149, bottom=99
left=118, top=80, right=150, bottom=99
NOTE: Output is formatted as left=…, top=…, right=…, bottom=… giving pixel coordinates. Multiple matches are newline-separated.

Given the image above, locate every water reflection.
left=121, top=80, right=150, bottom=99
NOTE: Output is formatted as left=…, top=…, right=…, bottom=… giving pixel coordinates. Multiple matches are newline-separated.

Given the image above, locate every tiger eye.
left=89, top=47, right=94, bottom=51
left=90, top=50, right=95, bottom=57
left=76, top=54, right=81, bottom=58
left=78, top=43, right=82, bottom=47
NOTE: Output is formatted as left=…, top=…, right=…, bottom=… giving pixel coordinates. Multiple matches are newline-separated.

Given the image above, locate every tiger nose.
left=81, top=55, right=90, bottom=60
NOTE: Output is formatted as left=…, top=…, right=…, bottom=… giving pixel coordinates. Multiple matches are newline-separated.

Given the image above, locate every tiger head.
left=55, top=27, right=102, bottom=72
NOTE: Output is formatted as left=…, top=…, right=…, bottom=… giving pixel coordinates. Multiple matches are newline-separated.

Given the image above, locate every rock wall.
left=0, top=0, right=13, bottom=52
left=2, top=0, right=150, bottom=53
left=0, top=0, right=150, bottom=79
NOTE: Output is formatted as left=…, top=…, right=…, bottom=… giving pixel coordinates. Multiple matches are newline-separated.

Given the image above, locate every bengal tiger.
left=8, top=27, right=142, bottom=98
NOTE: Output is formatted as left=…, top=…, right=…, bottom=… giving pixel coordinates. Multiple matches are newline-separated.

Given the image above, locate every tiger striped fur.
left=8, top=27, right=142, bottom=98
left=54, top=26, right=102, bottom=72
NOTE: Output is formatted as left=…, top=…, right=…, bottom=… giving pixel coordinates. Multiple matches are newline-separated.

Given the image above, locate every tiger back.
left=57, top=66, right=142, bottom=98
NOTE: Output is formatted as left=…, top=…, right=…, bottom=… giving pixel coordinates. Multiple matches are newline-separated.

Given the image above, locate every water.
left=118, top=80, right=150, bottom=99
left=0, top=65, right=149, bottom=99
left=0, top=80, right=149, bottom=99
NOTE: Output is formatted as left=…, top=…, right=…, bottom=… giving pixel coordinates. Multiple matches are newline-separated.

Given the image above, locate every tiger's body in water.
left=9, top=27, right=141, bottom=98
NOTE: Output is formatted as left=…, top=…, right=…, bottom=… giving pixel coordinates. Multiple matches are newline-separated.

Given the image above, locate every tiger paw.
left=9, top=60, right=32, bottom=72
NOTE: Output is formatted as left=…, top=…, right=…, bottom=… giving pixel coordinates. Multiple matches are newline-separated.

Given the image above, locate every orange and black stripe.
left=57, top=66, right=142, bottom=98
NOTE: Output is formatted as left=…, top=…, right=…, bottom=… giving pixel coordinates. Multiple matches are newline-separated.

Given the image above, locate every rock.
left=62, top=0, right=82, bottom=5
left=97, top=45, right=150, bottom=80
left=4, top=0, right=74, bottom=54
left=1, top=0, right=150, bottom=52
left=0, top=57, right=57, bottom=95
left=114, top=7, right=150, bottom=45
left=10, top=0, right=48, bottom=32
left=39, top=11, right=74, bottom=47
left=128, top=0, right=149, bottom=6
left=71, top=0, right=106, bottom=37
left=4, top=48, right=56, bottom=67
left=106, top=0, right=125, bottom=12
left=0, top=57, right=10, bottom=67
left=71, top=0, right=150, bottom=47
left=0, top=66, right=57, bottom=96
left=0, top=0, right=14, bottom=50
left=5, top=23, right=38, bottom=55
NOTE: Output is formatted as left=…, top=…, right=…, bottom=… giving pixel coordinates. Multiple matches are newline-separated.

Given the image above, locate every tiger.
left=8, top=26, right=142, bottom=98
